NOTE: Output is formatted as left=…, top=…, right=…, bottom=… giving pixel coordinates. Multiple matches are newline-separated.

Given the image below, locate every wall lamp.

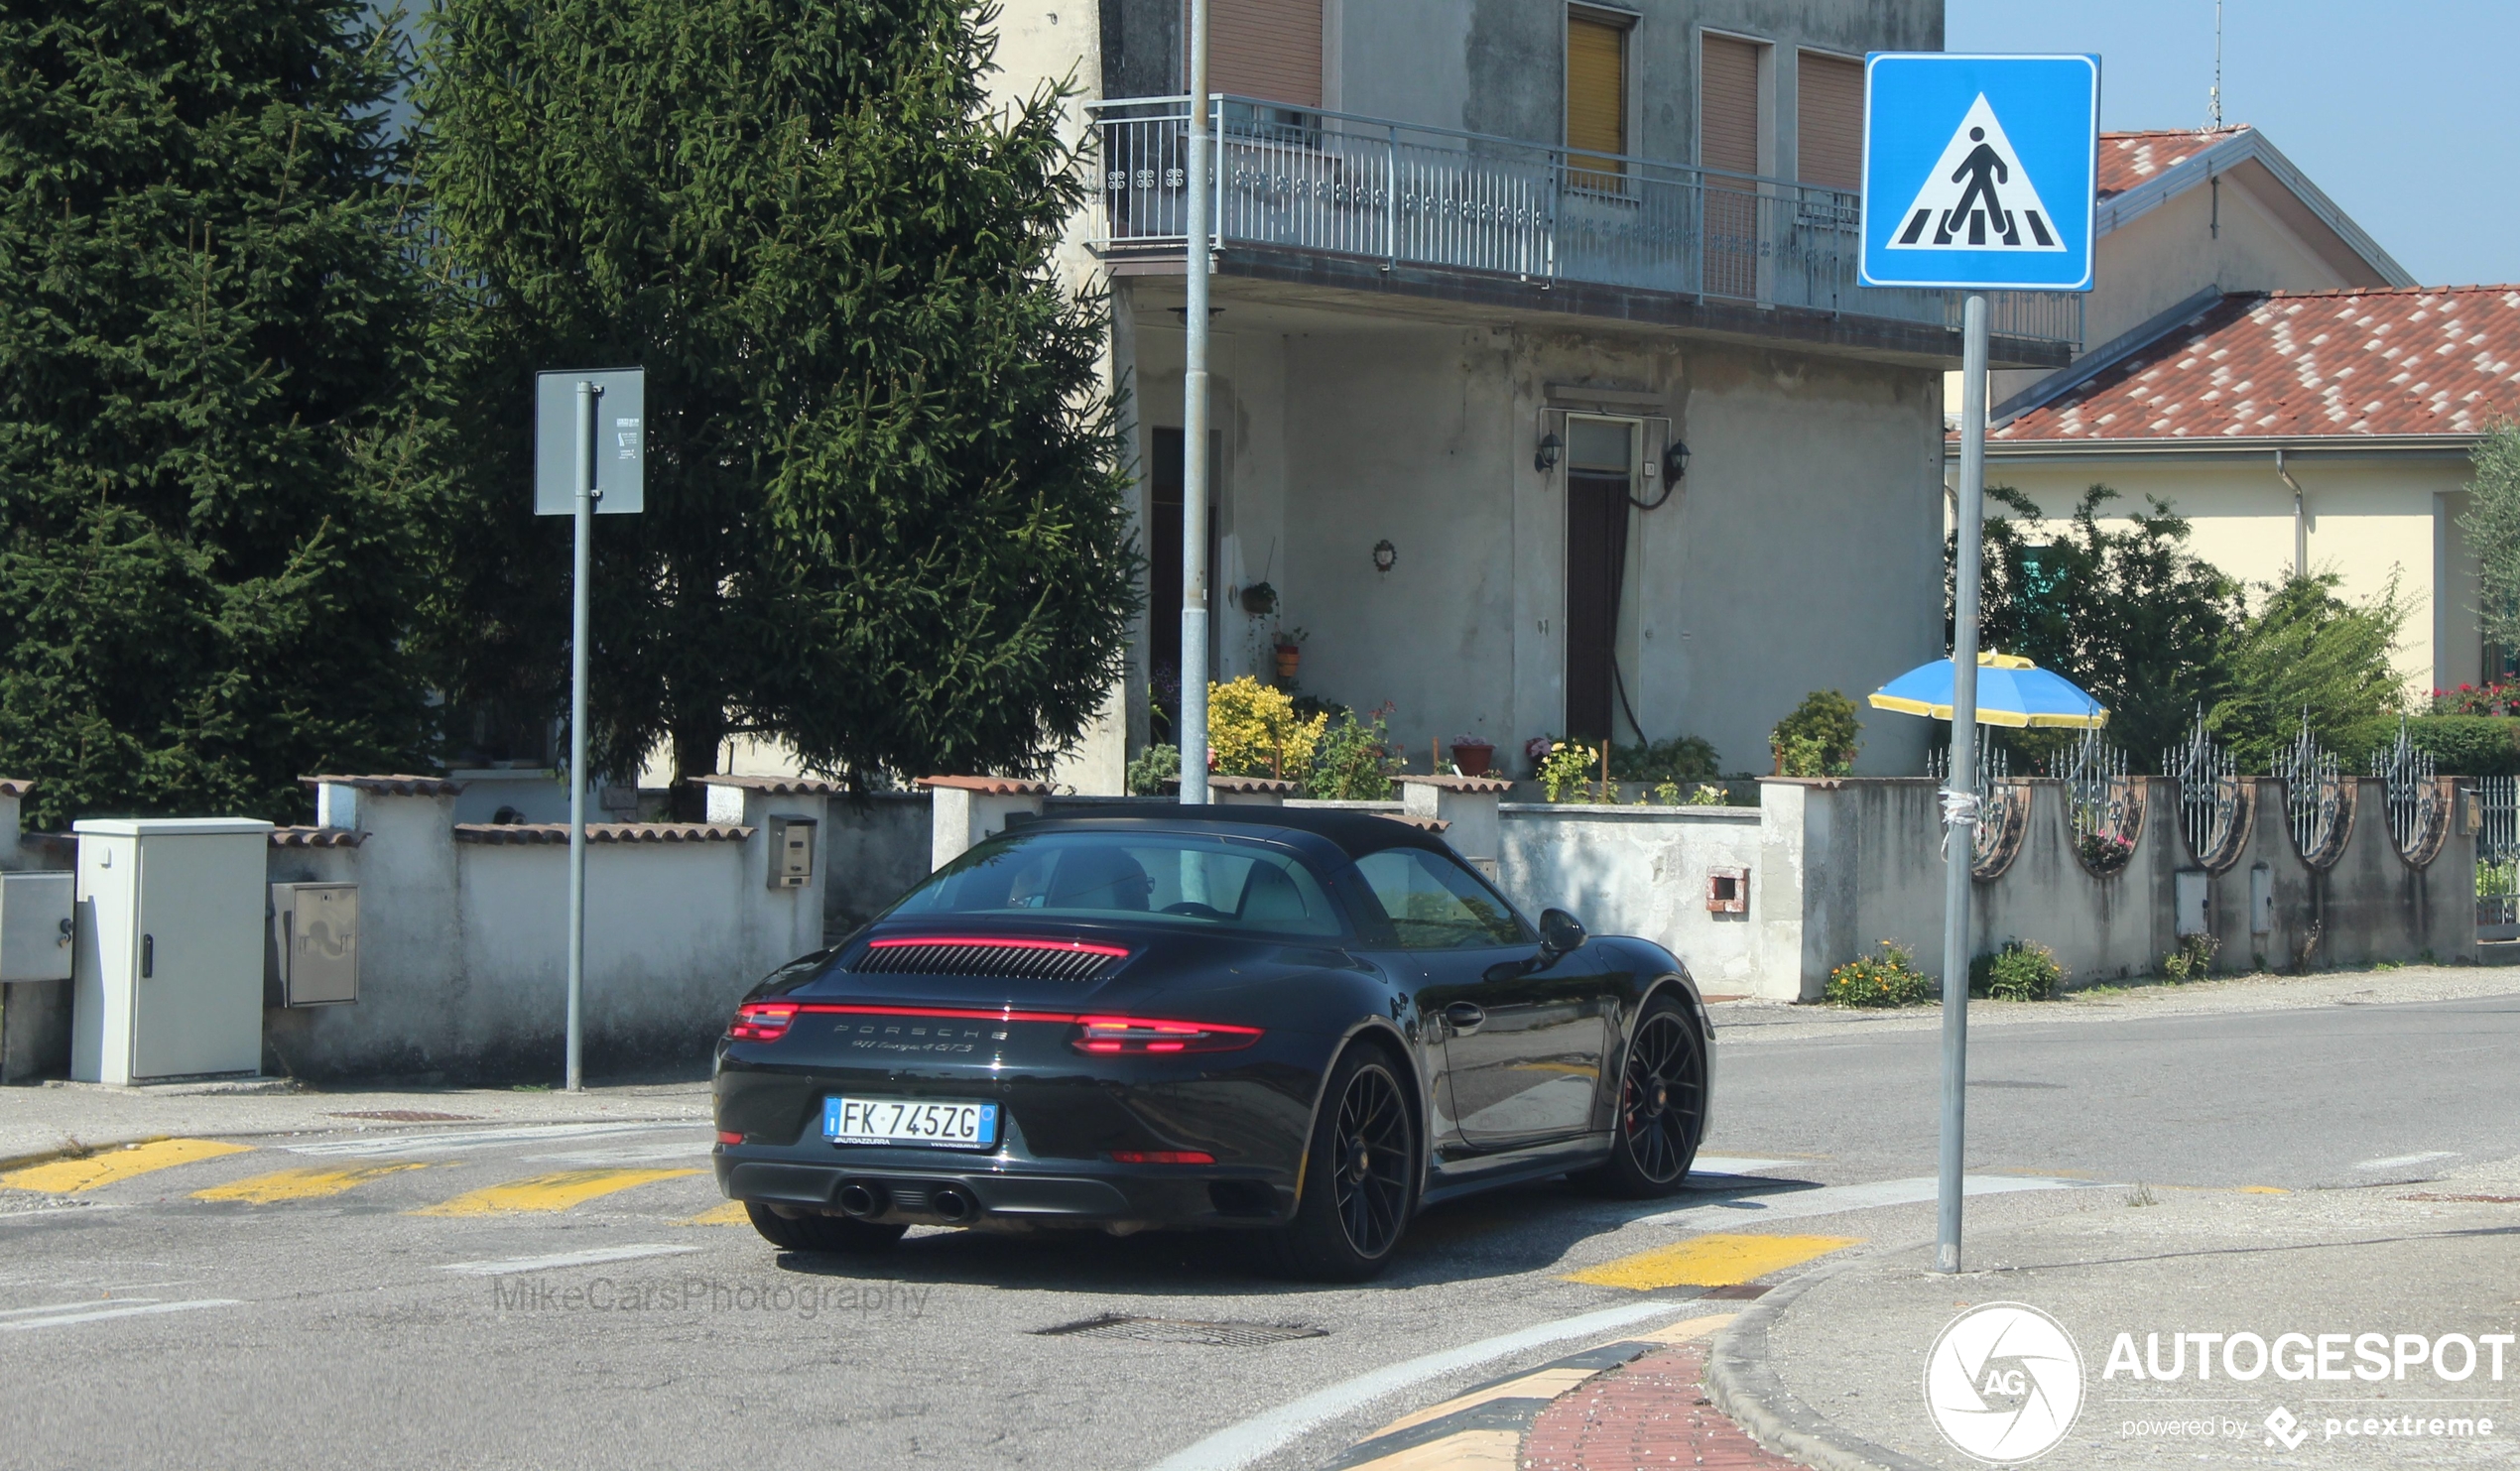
left=1535, top=431, right=1562, bottom=473
left=1663, top=438, right=1691, bottom=481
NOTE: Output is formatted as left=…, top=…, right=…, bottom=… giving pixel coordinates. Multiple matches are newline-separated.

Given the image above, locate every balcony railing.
left=1087, top=96, right=2081, bottom=351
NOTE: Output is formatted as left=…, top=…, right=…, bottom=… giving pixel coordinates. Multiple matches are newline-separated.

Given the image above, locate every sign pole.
left=1178, top=0, right=1211, bottom=805
left=566, top=381, right=597, bottom=1092
left=1938, top=293, right=1989, bottom=1272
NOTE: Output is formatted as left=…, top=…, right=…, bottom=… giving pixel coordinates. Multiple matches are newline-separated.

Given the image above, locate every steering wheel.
left=1161, top=902, right=1230, bottom=919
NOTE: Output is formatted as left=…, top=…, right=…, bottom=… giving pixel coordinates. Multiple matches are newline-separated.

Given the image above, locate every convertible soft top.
left=1011, top=804, right=1453, bottom=861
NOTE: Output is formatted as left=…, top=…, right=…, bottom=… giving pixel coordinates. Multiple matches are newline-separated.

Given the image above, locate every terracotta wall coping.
left=1393, top=775, right=1515, bottom=795
left=270, top=827, right=368, bottom=849
left=452, top=822, right=755, bottom=845
left=917, top=776, right=1054, bottom=797
left=693, top=775, right=847, bottom=796
left=300, top=774, right=466, bottom=797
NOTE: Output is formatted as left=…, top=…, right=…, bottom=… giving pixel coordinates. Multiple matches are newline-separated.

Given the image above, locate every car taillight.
left=727, top=1002, right=798, bottom=1042
left=1071, top=1017, right=1263, bottom=1054
left=715, top=1131, right=744, bottom=1146
left=1108, top=1151, right=1216, bottom=1165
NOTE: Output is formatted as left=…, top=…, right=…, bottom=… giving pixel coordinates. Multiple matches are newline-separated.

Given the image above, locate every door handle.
left=141, top=933, right=154, bottom=978
left=1444, top=1002, right=1485, bottom=1035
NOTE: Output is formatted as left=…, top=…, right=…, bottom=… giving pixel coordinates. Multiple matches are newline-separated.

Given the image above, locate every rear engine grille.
left=851, top=937, right=1124, bottom=982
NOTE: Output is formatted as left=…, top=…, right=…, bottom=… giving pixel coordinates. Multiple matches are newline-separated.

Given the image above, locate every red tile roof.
left=1991, top=286, right=2520, bottom=442
left=2097, top=127, right=2250, bottom=200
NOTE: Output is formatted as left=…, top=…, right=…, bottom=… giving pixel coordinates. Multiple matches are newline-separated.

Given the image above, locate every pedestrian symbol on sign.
left=1890, top=94, right=2063, bottom=252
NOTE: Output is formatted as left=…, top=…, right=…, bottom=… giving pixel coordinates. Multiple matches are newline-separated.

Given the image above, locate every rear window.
left=886, top=830, right=1347, bottom=938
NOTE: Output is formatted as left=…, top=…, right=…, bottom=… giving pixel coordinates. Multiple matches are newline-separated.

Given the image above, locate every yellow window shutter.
left=1567, top=15, right=1627, bottom=162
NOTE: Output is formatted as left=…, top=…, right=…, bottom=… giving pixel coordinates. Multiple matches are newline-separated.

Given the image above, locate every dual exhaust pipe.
left=836, top=1179, right=974, bottom=1224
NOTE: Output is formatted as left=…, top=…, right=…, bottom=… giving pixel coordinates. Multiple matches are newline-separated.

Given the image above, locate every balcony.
left=1087, top=96, right=2080, bottom=367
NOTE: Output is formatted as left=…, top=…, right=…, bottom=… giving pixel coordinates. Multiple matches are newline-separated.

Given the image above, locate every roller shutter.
left=1797, top=52, right=1862, bottom=187
left=1195, top=0, right=1323, bottom=108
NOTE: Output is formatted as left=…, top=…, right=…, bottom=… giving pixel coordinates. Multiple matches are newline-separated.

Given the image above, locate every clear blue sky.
left=1946, top=0, right=2520, bottom=286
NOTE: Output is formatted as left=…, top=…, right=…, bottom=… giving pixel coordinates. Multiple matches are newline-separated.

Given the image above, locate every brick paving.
left=1521, top=1342, right=1803, bottom=1471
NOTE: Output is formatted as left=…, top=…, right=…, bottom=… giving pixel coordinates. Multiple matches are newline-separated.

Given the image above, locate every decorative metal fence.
left=1927, top=742, right=2017, bottom=874
left=1087, top=96, right=2083, bottom=349
left=2276, top=717, right=2348, bottom=866
left=2045, top=729, right=2139, bottom=873
left=2162, top=712, right=2242, bottom=866
left=2477, top=776, right=2520, bottom=939
left=2366, top=719, right=2447, bottom=860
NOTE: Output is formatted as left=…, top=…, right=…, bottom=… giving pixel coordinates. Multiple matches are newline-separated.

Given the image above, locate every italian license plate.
left=823, top=1096, right=1000, bottom=1150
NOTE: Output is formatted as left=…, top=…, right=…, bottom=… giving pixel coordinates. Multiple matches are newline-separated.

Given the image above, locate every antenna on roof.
left=2205, top=0, right=2224, bottom=130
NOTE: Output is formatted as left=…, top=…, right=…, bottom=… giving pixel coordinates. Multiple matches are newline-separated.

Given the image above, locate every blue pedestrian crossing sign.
left=1859, top=54, right=2099, bottom=293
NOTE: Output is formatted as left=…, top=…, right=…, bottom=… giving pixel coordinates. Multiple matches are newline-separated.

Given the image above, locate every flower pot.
left=1273, top=644, right=1301, bottom=681
left=1449, top=741, right=1495, bottom=777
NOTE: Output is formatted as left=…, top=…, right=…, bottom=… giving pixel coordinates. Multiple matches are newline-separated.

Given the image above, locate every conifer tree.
left=0, top=0, right=441, bottom=825
left=416, top=0, right=1139, bottom=798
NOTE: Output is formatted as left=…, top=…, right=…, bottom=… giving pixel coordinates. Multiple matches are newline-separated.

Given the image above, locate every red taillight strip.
left=864, top=935, right=1132, bottom=959
left=788, top=1003, right=1082, bottom=1025
left=726, top=1001, right=1262, bottom=1047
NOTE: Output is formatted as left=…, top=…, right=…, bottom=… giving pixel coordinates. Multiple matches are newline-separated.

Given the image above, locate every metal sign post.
left=1179, top=0, right=1211, bottom=804
left=1860, top=54, right=2095, bottom=1273
left=534, top=367, right=645, bottom=1091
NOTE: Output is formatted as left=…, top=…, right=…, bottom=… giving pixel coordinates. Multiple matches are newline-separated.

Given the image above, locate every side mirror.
left=1538, top=908, right=1587, bottom=962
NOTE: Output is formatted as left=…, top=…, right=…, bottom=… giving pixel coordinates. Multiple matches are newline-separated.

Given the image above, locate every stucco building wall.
left=1981, top=453, right=2482, bottom=695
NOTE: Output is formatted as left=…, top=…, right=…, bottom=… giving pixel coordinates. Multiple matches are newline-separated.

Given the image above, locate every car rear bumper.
left=716, top=1150, right=1293, bottom=1230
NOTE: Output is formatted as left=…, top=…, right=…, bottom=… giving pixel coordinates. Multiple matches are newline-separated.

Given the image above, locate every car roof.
left=1014, top=804, right=1449, bottom=861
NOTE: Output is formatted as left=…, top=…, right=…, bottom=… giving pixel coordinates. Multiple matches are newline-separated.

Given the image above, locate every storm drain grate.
left=325, top=1110, right=481, bottom=1123
left=1035, top=1314, right=1327, bottom=1348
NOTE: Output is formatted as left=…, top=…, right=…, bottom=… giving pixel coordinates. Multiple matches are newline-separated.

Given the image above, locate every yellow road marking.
left=1345, top=1428, right=1520, bottom=1471
left=680, top=1200, right=751, bottom=1226
left=1563, top=1233, right=1859, bottom=1290
left=1632, top=1310, right=1741, bottom=1344
left=1369, top=1367, right=1600, bottom=1439
left=1, top=1139, right=251, bottom=1193
left=412, top=1168, right=700, bottom=1217
left=2237, top=1185, right=2290, bottom=1194
left=192, top=1164, right=427, bottom=1203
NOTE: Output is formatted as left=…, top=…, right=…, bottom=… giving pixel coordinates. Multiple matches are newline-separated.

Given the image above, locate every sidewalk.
left=0, top=1075, right=711, bottom=1168
left=1708, top=963, right=2520, bottom=1044
left=1709, top=1157, right=2520, bottom=1469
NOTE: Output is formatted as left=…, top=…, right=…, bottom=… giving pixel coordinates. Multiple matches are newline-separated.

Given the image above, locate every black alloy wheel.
left=1266, top=1047, right=1420, bottom=1281
left=1582, top=995, right=1705, bottom=1198
left=745, top=1201, right=910, bottom=1253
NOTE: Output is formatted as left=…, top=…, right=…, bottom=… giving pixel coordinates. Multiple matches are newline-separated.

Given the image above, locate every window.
left=891, top=831, right=1344, bottom=938
left=1567, top=9, right=1629, bottom=188
left=1195, top=0, right=1323, bottom=108
left=1353, top=849, right=1526, bottom=949
left=1700, top=32, right=1765, bottom=299
left=1699, top=33, right=1762, bottom=175
left=1796, top=51, right=1862, bottom=189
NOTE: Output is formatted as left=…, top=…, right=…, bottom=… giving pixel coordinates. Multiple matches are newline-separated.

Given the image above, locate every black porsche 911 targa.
left=711, top=806, right=1713, bottom=1281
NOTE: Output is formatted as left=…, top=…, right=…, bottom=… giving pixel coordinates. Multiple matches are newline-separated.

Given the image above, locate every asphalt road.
left=2, top=984, right=2513, bottom=1471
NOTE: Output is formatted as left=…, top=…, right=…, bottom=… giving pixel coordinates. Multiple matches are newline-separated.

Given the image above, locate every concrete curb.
left=1703, top=1255, right=1940, bottom=1471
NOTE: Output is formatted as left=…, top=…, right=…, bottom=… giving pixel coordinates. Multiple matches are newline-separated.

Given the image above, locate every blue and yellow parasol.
left=1867, top=652, right=2107, bottom=729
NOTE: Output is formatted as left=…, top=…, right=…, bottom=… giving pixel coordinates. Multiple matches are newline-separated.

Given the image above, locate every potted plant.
left=1272, top=626, right=1307, bottom=683
left=1449, top=733, right=1495, bottom=777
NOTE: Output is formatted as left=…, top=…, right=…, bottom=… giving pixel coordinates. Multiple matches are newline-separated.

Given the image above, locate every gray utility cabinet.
left=0, top=871, right=74, bottom=982
left=270, top=883, right=359, bottom=1007
left=71, top=818, right=273, bottom=1084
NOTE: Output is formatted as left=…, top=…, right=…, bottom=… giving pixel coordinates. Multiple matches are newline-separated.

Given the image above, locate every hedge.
left=2406, top=716, right=2520, bottom=776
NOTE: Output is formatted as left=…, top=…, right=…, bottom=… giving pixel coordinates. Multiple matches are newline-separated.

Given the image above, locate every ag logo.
left=1924, top=1302, right=2085, bottom=1463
